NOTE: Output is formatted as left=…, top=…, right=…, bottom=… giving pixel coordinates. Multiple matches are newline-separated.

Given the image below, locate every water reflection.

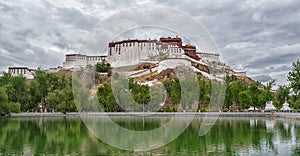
left=0, top=117, right=300, bottom=155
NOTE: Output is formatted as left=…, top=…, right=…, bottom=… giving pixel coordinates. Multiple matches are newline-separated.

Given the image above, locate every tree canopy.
left=288, top=59, right=300, bottom=97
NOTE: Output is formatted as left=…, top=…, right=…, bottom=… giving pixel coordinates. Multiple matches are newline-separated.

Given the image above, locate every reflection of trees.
left=152, top=118, right=298, bottom=155
left=278, top=122, right=292, bottom=141
left=149, top=118, right=262, bottom=155
left=292, top=146, right=300, bottom=155
left=288, top=123, right=300, bottom=156
left=0, top=117, right=299, bottom=155
left=296, top=124, right=300, bottom=141
left=0, top=117, right=131, bottom=155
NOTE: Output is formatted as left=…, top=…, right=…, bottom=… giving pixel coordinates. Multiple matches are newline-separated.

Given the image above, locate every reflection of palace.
left=265, top=119, right=275, bottom=131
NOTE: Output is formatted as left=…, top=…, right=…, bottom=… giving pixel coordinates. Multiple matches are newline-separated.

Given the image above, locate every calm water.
left=1, top=116, right=300, bottom=155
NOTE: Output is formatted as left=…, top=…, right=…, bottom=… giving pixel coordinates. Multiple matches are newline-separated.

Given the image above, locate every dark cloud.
left=0, top=3, right=10, bottom=12
left=0, top=0, right=96, bottom=70
left=253, top=75, right=273, bottom=83
left=245, top=52, right=299, bottom=69
left=55, top=7, right=98, bottom=30
left=0, top=0, right=299, bottom=86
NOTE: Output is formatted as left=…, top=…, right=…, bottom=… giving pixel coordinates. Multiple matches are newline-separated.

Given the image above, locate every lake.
left=1, top=116, right=300, bottom=155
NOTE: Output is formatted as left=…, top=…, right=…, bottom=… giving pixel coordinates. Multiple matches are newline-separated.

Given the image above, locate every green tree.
left=34, top=70, right=49, bottom=107
left=0, top=74, right=28, bottom=111
left=0, top=87, right=9, bottom=114
left=238, top=90, right=252, bottom=110
left=0, top=87, right=21, bottom=114
left=97, top=81, right=122, bottom=112
left=8, top=102, right=21, bottom=113
left=258, top=80, right=275, bottom=106
left=10, top=76, right=28, bottom=110
left=230, top=81, right=246, bottom=109
left=288, top=59, right=300, bottom=97
left=96, top=61, right=112, bottom=75
left=169, top=78, right=181, bottom=105
left=27, top=81, right=41, bottom=111
left=248, top=81, right=261, bottom=109
left=291, top=98, right=300, bottom=109
left=162, top=78, right=181, bottom=111
left=0, top=72, right=12, bottom=86
left=198, top=78, right=211, bottom=111
left=131, top=82, right=150, bottom=112
left=276, top=85, right=290, bottom=106
left=46, top=90, right=60, bottom=111
left=224, top=75, right=233, bottom=111
left=56, top=87, right=76, bottom=113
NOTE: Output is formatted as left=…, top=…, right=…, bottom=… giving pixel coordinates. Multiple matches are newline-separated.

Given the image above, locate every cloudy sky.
left=0, top=0, right=299, bottom=86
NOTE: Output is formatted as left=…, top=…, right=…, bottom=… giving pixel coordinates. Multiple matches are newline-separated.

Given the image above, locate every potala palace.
left=7, top=36, right=245, bottom=79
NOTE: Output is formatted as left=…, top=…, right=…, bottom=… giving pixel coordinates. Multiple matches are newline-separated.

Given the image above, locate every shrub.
left=8, top=102, right=21, bottom=113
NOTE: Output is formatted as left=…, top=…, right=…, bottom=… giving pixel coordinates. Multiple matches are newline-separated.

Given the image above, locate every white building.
left=47, top=66, right=63, bottom=73
left=8, top=67, right=35, bottom=79
left=157, top=58, right=191, bottom=72
left=62, top=36, right=221, bottom=69
left=197, top=52, right=220, bottom=63
left=62, top=54, right=106, bottom=69
left=107, top=36, right=199, bottom=67
left=227, top=71, right=247, bottom=77
left=107, top=40, right=158, bottom=67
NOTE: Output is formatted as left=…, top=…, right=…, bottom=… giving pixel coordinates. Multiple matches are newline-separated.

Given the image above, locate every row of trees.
left=0, top=87, right=21, bottom=114
left=97, top=78, right=164, bottom=112
left=94, top=75, right=276, bottom=112
left=0, top=70, right=77, bottom=115
left=225, top=59, right=300, bottom=110
left=0, top=59, right=299, bottom=113
left=287, top=59, right=300, bottom=108
left=162, top=76, right=276, bottom=111
left=224, top=77, right=275, bottom=111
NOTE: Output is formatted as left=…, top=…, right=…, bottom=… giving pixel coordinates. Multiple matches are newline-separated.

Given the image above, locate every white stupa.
left=247, top=106, right=255, bottom=111
left=264, top=101, right=276, bottom=111
left=280, top=99, right=292, bottom=111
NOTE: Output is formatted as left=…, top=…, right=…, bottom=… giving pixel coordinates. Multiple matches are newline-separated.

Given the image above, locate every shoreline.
left=8, top=112, right=300, bottom=120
